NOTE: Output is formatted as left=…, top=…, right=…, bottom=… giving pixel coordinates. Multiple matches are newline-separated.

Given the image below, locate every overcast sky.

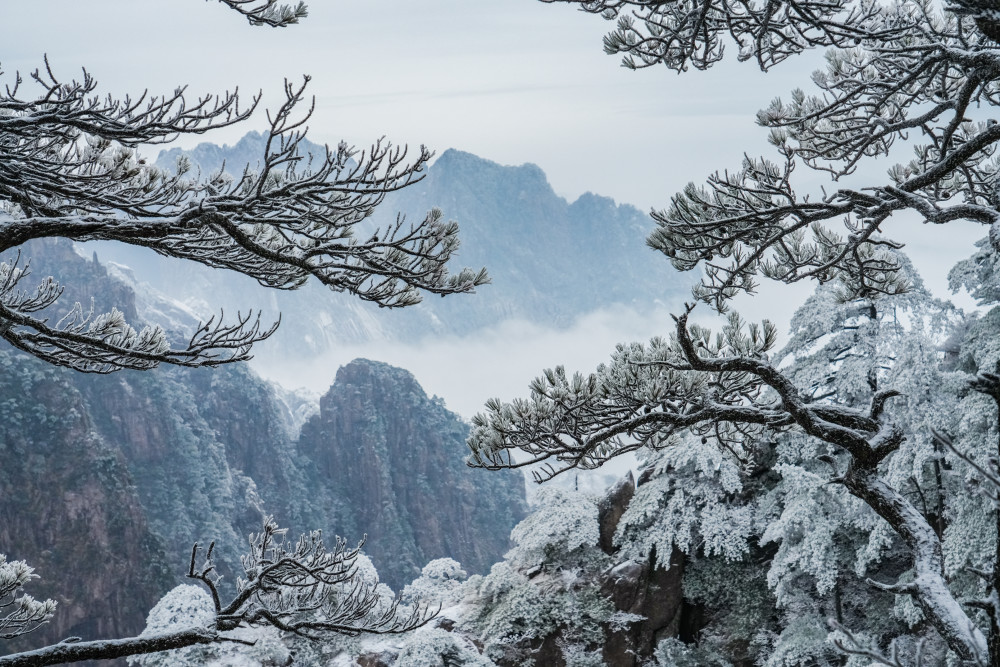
left=4, top=1, right=990, bottom=415
left=3, top=0, right=813, bottom=211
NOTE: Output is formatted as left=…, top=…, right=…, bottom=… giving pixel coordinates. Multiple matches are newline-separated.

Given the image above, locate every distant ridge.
left=87, top=133, right=689, bottom=364
left=156, top=130, right=331, bottom=178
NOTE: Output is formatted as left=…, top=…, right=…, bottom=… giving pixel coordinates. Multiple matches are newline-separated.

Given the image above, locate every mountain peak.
left=433, top=148, right=547, bottom=183
left=334, top=358, right=421, bottom=391
left=300, top=356, right=526, bottom=589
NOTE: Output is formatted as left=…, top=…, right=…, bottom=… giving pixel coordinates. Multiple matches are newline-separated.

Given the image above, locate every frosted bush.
left=654, top=637, right=731, bottom=666
left=394, top=626, right=496, bottom=666
left=507, top=486, right=601, bottom=571
left=402, top=557, right=468, bottom=606
left=127, top=585, right=290, bottom=667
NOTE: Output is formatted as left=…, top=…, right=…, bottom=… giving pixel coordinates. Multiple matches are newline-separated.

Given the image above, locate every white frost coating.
left=393, top=627, right=497, bottom=667
left=138, top=585, right=214, bottom=636
left=128, top=585, right=290, bottom=667
left=616, top=441, right=752, bottom=564
left=760, top=464, right=845, bottom=598
left=402, top=558, right=468, bottom=606
left=861, top=473, right=989, bottom=663
left=0, top=554, right=56, bottom=638
left=507, top=487, right=600, bottom=570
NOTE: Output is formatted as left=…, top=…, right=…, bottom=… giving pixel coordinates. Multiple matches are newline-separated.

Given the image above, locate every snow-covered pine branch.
left=549, top=0, right=1000, bottom=312
left=0, top=555, right=55, bottom=641
left=213, top=0, right=308, bottom=28
left=0, top=63, right=487, bottom=372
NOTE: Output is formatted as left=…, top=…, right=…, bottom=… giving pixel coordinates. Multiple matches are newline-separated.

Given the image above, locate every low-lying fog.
left=250, top=303, right=684, bottom=421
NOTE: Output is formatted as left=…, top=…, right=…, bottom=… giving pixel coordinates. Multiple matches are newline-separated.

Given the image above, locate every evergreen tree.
left=470, top=1, right=1000, bottom=660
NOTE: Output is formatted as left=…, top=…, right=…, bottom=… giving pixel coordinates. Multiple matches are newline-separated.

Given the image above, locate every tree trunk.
left=0, top=627, right=218, bottom=667
left=845, top=467, right=989, bottom=663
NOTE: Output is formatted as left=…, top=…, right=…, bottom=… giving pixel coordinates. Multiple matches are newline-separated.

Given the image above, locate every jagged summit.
left=300, top=356, right=527, bottom=590
left=156, top=131, right=329, bottom=176
left=434, top=150, right=626, bottom=210
left=432, top=148, right=549, bottom=184
left=334, top=356, right=422, bottom=386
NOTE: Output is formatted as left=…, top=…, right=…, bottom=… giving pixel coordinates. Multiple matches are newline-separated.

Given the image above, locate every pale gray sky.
left=3, top=0, right=806, bottom=211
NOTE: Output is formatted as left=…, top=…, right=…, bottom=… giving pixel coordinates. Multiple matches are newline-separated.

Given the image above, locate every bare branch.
left=0, top=519, right=437, bottom=667
left=540, top=0, right=892, bottom=72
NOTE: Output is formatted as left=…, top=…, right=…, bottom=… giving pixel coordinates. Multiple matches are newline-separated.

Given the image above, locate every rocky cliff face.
left=0, top=351, right=172, bottom=655
left=298, top=359, right=527, bottom=590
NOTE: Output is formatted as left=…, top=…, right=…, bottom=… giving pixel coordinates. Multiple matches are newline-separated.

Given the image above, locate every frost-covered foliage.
left=468, top=560, right=612, bottom=664
left=755, top=279, right=975, bottom=661
left=469, top=312, right=778, bottom=480
left=617, top=438, right=752, bottom=564
left=638, top=277, right=967, bottom=664
left=460, top=487, right=624, bottom=666
left=256, top=551, right=398, bottom=666
left=611, top=273, right=975, bottom=664
left=401, top=558, right=468, bottom=607
left=507, top=487, right=601, bottom=570
left=469, top=245, right=1000, bottom=663
left=118, top=545, right=445, bottom=667
left=680, top=552, right=775, bottom=663
left=556, top=0, right=1000, bottom=313
left=127, top=586, right=290, bottom=667
left=465, top=0, right=1000, bottom=662
left=392, top=627, right=496, bottom=667
left=655, top=637, right=731, bottom=666
left=280, top=557, right=497, bottom=667
left=0, top=555, right=55, bottom=640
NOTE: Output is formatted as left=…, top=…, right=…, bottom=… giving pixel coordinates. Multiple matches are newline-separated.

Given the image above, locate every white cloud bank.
left=251, top=303, right=681, bottom=420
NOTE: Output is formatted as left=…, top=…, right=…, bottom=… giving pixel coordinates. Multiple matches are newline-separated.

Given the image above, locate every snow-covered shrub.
left=393, top=626, right=496, bottom=666
left=127, top=585, right=290, bottom=667
left=461, top=487, right=626, bottom=666
left=506, top=486, right=601, bottom=571
left=616, top=438, right=752, bottom=564
left=654, top=637, right=731, bottom=666
left=401, top=557, right=468, bottom=607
